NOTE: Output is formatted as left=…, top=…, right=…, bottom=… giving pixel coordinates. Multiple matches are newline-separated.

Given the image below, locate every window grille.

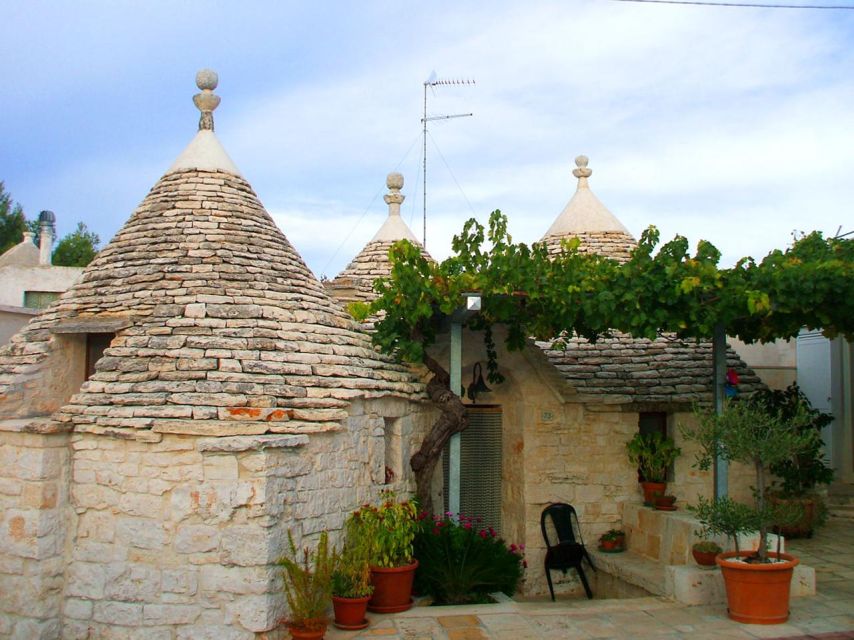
left=443, top=406, right=503, bottom=534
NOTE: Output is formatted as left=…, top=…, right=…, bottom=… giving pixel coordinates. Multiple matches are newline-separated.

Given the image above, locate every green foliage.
left=600, top=528, right=626, bottom=542
left=625, top=432, right=681, bottom=483
left=692, top=539, right=723, bottom=554
left=352, top=211, right=854, bottom=379
left=413, top=513, right=524, bottom=605
left=347, top=491, right=419, bottom=568
left=682, top=399, right=819, bottom=561
left=0, top=182, right=27, bottom=255
left=332, top=515, right=374, bottom=598
left=277, top=530, right=334, bottom=630
left=754, top=384, right=834, bottom=497
left=52, top=222, right=100, bottom=267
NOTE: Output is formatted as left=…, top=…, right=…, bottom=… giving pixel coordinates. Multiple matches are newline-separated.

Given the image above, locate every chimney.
left=38, top=210, right=56, bottom=266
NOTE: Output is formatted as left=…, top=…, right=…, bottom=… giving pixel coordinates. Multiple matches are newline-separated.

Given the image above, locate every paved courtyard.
left=327, top=518, right=854, bottom=640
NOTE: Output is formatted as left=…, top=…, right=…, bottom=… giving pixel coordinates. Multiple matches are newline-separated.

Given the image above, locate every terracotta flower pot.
left=716, top=551, right=799, bottom=624
left=641, top=481, right=667, bottom=506
left=368, top=560, right=419, bottom=613
left=654, top=495, right=677, bottom=510
left=691, top=548, right=719, bottom=567
left=332, top=595, right=370, bottom=631
left=287, top=623, right=327, bottom=639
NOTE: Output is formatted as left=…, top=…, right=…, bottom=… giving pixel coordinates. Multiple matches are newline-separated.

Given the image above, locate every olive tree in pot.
left=626, top=432, right=681, bottom=506
left=758, top=384, right=834, bottom=538
left=682, top=399, right=818, bottom=624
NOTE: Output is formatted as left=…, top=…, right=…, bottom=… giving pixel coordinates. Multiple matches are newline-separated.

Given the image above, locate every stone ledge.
left=0, top=417, right=71, bottom=434
left=50, top=316, right=136, bottom=334
left=197, top=434, right=309, bottom=452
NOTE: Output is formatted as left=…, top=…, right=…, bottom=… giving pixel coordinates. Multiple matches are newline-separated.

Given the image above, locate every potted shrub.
left=682, top=398, right=818, bottom=624
left=598, top=529, right=626, bottom=552
left=330, top=517, right=374, bottom=630
left=654, top=494, right=677, bottom=511
left=626, top=432, right=681, bottom=506
left=413, top=513, right=525, bottom=604
left=758, top=385, right=834, bottom=538
left=691, top=540, right=723, bottom=567
left=278, top=530, right=334, bottom=640
left=349, top=491, right=420, bottom=613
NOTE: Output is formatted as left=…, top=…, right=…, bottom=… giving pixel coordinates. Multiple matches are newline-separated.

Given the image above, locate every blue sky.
left=2, top=1, right=852, bottom=278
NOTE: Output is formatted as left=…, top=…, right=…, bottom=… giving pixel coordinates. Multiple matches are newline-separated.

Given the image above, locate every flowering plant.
left=347, top=490, right=419, bottom=568
left=413, top=512, right=525, bottom=604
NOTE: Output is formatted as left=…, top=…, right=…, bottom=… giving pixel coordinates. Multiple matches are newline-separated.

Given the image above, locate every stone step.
left=828, top=504, right=854, bottom=520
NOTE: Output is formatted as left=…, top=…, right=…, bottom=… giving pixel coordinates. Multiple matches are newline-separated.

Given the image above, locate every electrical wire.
left=607, top=0, right=854, bottom=9
left=320, top=131, right=423, bottom=277
left=427, top=131, right=479, bottom=219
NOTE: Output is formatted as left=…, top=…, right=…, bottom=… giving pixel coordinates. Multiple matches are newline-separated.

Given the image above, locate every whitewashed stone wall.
left=0, top=428, right=70, bottom=640
left=0, top=396, right=432, bottom=639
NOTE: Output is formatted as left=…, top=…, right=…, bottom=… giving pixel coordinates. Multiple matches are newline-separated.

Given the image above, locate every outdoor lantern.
left=467, top=362, right=491, bottom=403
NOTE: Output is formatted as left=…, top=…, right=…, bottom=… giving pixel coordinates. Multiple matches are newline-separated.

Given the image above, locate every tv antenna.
left=422, top=72, right=475, bottom=248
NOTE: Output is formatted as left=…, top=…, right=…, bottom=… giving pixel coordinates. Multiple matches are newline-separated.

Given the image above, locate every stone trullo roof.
left=326, top=172, right=433, bottom=304
left=540, top=156, right=636, bottom=263
left=0, top=70, right=423, bottom=438
left=537, top=154, right=765, bottom=406
left=0, top=232, right=39, bottom=268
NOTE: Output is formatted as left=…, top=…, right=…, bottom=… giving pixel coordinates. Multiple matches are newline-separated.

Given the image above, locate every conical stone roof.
left=0, top=71, right=423, bottom=437
left=540, top=156, right=636, bottom=263
left=326, top=172, right=432, bottom=304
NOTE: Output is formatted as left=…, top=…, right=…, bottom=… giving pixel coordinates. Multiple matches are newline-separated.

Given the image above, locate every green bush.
left=277, top=530, right=334, bottom=631
left=413, top=513, right=525, bottom=605
left=347, top=490, right=419, bottom=568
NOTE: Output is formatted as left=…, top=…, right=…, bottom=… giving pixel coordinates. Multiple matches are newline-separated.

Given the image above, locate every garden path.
left=326, top=518, right=854, bottom=640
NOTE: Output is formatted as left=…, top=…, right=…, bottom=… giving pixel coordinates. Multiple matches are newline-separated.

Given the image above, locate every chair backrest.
left=540, top=503, right=581, bottom=549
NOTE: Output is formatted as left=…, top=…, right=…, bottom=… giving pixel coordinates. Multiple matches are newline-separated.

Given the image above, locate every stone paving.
left=327, top=518, right=854, bottom=639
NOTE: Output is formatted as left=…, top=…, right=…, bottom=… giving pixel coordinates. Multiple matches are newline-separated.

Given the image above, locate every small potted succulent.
left=331, top=518, right=374, bottom=630
left=691, top=540, right=722, bottom=567
left=626, top=432, right=681, bottom=506
left=348, top=491, right=420, bottom=613
left=278, top=530, right=334, bottom=640
left=598, top=529, right=626, bottom=552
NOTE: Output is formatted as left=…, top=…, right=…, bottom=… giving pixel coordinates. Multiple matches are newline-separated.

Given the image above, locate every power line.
left=607, top=0, right=854, bottom=8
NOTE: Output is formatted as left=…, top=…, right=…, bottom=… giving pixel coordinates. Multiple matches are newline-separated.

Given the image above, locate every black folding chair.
left=540, top=502, right=596, bottom=600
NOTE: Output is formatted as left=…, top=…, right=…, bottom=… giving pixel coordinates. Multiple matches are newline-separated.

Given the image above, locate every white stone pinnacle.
left=370, top=172, right=419, bottom=244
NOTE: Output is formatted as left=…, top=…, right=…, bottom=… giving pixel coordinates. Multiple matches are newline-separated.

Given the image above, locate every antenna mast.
left=422, top=75, right=475, bottom=248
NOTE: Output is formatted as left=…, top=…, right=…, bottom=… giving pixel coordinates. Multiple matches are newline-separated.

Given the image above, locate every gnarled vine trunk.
left=410, top=353, right=468, bottom=514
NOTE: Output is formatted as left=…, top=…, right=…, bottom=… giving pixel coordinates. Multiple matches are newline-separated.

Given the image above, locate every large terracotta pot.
left=641, top=481, right=667, bottom=506
left=287, top=623, right=326, bottom=639
left=770, top=495, right=818, bottom=538
left=716, top=551, right=799, bottom=624
left=332, top=595, right=370, bottom=630
left=368, top=560, right=418, bottom=613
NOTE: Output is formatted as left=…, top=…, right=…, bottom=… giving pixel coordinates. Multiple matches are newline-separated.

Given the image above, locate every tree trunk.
left=755, top=457, right=768, bottom=562
left=410, top=353, right=468, bottom=514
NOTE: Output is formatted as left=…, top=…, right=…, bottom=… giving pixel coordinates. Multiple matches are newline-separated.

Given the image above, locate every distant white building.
left=0, top=211, right=84, bottom=344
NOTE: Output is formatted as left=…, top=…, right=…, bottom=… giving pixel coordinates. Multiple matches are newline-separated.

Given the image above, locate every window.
left=443, top=406, right=503, bottom=534
left=85, top=333, right=114, bottom=380
left=23, top=291, right=60, bottom=309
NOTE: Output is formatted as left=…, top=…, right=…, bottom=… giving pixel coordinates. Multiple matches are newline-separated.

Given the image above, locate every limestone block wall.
left=0, top=396, right=431, bottom=639
left=0, top=427, right=70, bottom=640
left=522, top=404, right=639, bottom=596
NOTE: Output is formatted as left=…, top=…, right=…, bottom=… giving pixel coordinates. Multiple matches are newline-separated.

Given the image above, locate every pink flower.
left=509, top=543, right=517, bottom=552
left=488, top=527, right=496, bottom=538
left=478, top=530, right=488, bottom=539
left=463, top=522, right=472, bottom=530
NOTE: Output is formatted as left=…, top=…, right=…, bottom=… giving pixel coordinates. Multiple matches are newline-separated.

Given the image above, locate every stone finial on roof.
left=573, top=155, right=592, bottom=183
left=193, top=69, right=220, bottom=132
left=383, top=172, right=405, bottom=217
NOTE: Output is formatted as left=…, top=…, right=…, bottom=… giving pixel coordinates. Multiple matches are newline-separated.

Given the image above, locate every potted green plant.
left=682, top=398, right=818, bottom=624
left=598, top=529, right=626, bottom=552
left=757, top=385, right=834, bottom=538
left=331, top=517, right=374, bottom=630
left=691, top=540, right=723, bottom=567
left=348, top=491, right=420, bottom=613
left=277, top=530, right=334, bottom=640
left=626, top=432, right=681, bottom=506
